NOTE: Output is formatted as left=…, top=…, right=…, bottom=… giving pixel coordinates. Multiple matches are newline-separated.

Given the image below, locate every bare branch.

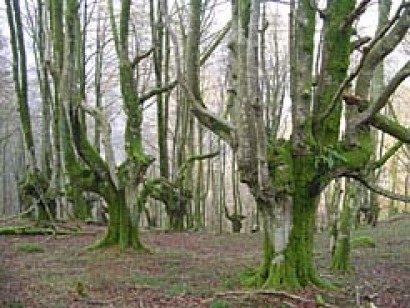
left=131, top=47, right=155, bottom=68
left=351, top=36, right=371, bottom=51
left=351, top=175, right=410, bottom=203
left=358, top=60, right=410, bottom=124
left=355, top=3, right=410, bottom=97
left=200, top=20, right=231, bottom=66
left=340, top=0, right=372, bottom=30
left=138, top=80, right=178, bottom=104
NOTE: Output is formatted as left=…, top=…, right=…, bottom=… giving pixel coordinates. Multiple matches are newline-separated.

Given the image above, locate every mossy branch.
left=359, top=60, right=410, bottom=124
left=371, top=141, right=402, bottom=170
left=319, top=3, right=409, bottom=122
left=131, top=47, right=154, bottom=68
left=371, top=114, right=410, bottom=143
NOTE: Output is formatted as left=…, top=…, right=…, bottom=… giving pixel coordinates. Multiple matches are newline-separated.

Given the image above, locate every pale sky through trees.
left=0, top=0, right=407, bottom=163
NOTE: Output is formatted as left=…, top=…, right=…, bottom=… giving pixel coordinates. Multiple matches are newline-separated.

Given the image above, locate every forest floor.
left=0, top=214, right=409, bottom=308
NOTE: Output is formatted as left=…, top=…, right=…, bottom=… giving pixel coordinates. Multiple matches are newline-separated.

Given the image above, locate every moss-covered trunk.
left=270, top=157, right=320, bottom=287
left=242, top=155, right=324, bottom=288
left=92, top=187, right=143, bottom=250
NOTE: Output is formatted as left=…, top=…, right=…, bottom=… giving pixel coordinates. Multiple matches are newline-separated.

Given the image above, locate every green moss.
left=210, top=299, right=230, bottom=308
left=238, top=0, right=251, bottom=36
left=313, top=0, right=355, bottom=144
left=15, top=242, right=45, bottom=253
left=350, top=236, right=376, bottom=249
left=267, top=139, right=293, bottom=194
left=331, top=185, right=354, bottom=273
left=299, top=0, right=316, bottom=54
left=245, top=156, right=331, bottom=289
left=338, top=128, right=374, bottom=170
left=239, top=267, right=265, bottom=288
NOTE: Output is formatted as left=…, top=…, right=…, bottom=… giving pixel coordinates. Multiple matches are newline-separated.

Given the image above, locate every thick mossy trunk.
left=90, top=188, right=143, bottom=250
left=265, top=194, right=319, bottom=288
left=268, top=157, right=324, bottom=288
left=242, top=157, right=328, bottom=289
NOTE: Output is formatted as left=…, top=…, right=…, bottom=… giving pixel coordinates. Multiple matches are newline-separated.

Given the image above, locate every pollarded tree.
left=41, top=0, right=162, bottom=249
left=167, top=0, right=410, bottom=288
left=250, top=0, right=409, bottom=288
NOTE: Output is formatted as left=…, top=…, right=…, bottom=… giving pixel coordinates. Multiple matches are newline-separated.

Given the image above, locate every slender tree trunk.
left=5, top=0, right=36, bottom=170
left=331, top=180, right=357, bottom=272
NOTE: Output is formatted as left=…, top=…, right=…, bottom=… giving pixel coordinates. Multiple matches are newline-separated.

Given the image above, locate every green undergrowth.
left=210, top=299, right=231, bottom=308
left=350, top=236, right=376, bottom=249
left=15, top=242, right=45, bottom=253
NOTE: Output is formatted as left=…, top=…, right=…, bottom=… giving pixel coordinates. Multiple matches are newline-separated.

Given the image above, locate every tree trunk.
left=92, top=187, right=143, bottom=249
left=268, top=157, right=321, bottom=288
left=330, top=180, right=355, bottom=272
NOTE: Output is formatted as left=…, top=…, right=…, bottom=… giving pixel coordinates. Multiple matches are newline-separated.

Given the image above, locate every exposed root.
left=240, top=264, right=337, bottom=291
left=86, top=234, right=150, bottom=253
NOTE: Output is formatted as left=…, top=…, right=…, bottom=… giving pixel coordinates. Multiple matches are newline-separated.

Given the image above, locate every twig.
left=340, top=0, right=372, bottom=30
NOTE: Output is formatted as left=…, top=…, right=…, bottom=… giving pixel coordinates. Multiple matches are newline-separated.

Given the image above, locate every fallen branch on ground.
left=0, top=224, right=96, bottom=236
left=74, top=297, right=120, bottom=305
left=202, top=290, right=338, bottom=307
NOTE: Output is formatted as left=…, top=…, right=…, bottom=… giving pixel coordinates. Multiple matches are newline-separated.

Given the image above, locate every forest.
left=0, top=0, right=409, bottom=306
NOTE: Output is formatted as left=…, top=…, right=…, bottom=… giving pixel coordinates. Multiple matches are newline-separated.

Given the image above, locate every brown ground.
left=0, top=215, right=409, bottom=308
